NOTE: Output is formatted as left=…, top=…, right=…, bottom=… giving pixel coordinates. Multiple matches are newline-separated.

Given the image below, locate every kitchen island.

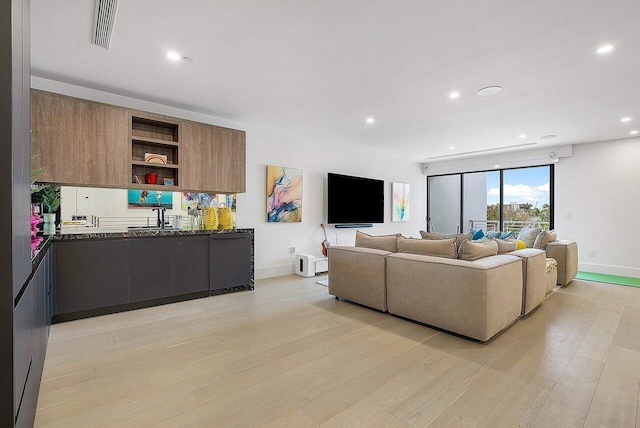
left=45, top=227, right=254, bottom=322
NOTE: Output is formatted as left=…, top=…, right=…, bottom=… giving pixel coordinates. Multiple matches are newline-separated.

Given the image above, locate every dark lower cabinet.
left=210, top=233, right=253, bottom=291
left=53, top=231, right=253, bottom=320
left=129, top=238, right=172, bottom=302
left=54, top=239, right=129, bottom=315
left=14, top=247, right=53, bottom=428
left=171, top=236, right=210, bottom=295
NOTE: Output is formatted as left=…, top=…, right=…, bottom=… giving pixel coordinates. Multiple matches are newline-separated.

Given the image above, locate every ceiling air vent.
left=92, top=0, right=119, bottom=49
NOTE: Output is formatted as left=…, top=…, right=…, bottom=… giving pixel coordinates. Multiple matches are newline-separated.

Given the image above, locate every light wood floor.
left=35, top=275, right=640, bottom=427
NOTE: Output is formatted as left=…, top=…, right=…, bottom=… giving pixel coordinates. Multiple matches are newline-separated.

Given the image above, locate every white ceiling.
left=31, top=0, right=640, bottom=163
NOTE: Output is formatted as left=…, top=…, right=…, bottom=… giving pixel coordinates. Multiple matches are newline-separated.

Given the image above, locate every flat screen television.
left=327, top=173, right=384, bottom=224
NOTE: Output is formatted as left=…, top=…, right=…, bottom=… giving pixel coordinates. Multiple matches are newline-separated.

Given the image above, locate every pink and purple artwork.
left=267, top=165, right=302, bottom=222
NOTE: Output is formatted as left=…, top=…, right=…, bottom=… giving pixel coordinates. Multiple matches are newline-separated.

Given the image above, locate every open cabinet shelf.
left=130, top=115, right=180, bottom=188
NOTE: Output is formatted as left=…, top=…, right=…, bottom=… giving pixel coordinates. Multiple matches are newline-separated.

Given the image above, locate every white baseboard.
left=255, top=263, right=293, bottom=280
left=578, top=262, right=640, bottom=278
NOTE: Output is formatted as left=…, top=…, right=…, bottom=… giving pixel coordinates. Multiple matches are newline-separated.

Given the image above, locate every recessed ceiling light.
left=631, top=130, right=639, bottom=135
left=477, top=86, right=502, bottom=96
left=449, top=91, right=460, bottom=99
left=519, top=134, right=526, bottom=139
left=596, top=45, right=614, bottom=54
left=167, top=51, right=181, bottom=61
left=366, top=117, right=375, bottom=124
left=540, top=135, right=557, bottom=139
left=449, top=146, right=455, bottom=150
left=427, top=139, right=434, bottom=142
left=621, top=117, right=631, bottom=122
left=494, top=164, right=500, bottom=168
left=182, top=56, right=193, bottom=62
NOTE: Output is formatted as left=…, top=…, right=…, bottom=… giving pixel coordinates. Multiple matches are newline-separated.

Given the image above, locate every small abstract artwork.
left=128, top=190, right=173, bottom=208
left=267, top=165, right=302, bottom=222
left=392, top=182, right=410, bottom=222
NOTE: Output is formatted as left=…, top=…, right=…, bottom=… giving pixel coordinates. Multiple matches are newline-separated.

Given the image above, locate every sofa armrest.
left=506, top=249, right=547, bottom=315
left=328, top=246, right=392, bottom=311
left=386, top=254, right=523, bottom=341
left=546, top=240, right=578, bottom=285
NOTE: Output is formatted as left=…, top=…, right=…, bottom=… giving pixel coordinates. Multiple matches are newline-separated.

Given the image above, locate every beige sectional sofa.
left=386, top=253, right=523, bottom=341
left=546, top=240, right=578, bottom=285
left=328, top=237, right=548, bottom=341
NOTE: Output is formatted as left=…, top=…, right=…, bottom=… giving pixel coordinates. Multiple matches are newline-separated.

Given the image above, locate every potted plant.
left=38, top=185, right=61, bottom=224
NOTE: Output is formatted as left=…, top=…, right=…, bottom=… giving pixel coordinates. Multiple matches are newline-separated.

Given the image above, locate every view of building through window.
left=428, top=165, right=552, bottom=234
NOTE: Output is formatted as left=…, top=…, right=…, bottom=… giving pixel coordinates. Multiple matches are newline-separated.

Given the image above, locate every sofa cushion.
left=355, top=230, right=400, bottom=252
left=397, top=237, right=456, bottom=259
left=458, top=239, right=499, bottom=261
left=517, top=227, right=542, bottom=248
left=492, top=237, right=518, bottom=254
left=419, top=230, right=472, bottom=249
left=533, top=230, right=558, bottom=250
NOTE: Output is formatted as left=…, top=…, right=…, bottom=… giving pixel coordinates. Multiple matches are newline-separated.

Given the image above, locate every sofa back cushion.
left=517, top=227, right=542, bottom=248
left=458, top=239, right=499, bottom=261
left=397, top=237, right=456, bottom=259
left=533, top=230, right=558, bottom=250
left=355, top=230, right=400, bottom=252
left=419, top=230, right=472, bottom=250
left=492, top=237, right=518, bottom=254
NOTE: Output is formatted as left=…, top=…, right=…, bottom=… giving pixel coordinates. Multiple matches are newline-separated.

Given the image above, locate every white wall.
left=33, top=77, right=427, bottom=279
left=555, top=137, right=640, bottom=278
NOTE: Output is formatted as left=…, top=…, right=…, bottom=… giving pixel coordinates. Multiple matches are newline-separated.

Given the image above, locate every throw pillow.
left=492, top=237, right=518, bottom=254
left=471, top=229, right=485, bottom=241
left=517, top=227, right=542, bottom=248
left=533, top=230, right=558, bottom=250
left=458, top=239, right=499, bottom=261
left=500, top=231, right=515, bottom=239
left=397, top=237, right=456, bottom=259
left=419, top=231, right=448, bottom=240
left=485, top=231, right=502, bottom=239
left=355, top=230, right=399, bottom=252
left=420, top=230, right=472, bottom=250
left=516, top=239, right=527, bottom=250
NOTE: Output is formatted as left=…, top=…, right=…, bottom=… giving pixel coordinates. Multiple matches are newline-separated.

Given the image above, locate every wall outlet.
left=289, top=246, right=296, bottom=255
left=590, top=250, right=596, bottom=258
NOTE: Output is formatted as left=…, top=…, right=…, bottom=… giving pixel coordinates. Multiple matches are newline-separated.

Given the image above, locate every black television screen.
left=328, top=173, right=384, bottom=224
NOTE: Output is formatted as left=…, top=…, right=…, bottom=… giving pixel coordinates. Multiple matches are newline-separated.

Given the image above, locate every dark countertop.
left=30, top=227, right=254, bottom=273
left=49, top=226, right=254, bottom=241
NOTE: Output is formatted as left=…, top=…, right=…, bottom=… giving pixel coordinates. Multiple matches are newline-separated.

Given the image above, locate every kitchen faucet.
left=152, top=207, right=166, bottom=229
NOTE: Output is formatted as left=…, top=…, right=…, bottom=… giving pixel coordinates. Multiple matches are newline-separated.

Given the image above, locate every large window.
left=427, top=165, right=553, bottom=234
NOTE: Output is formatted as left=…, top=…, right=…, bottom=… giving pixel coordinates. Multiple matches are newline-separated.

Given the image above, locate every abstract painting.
left=127, top=190, right=173, bottom=208
left=392, top=182, right=409, bottom=222
left=267, top=165, right=302, bottom=222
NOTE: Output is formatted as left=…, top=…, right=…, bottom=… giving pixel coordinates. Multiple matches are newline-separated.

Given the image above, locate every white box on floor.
left=295, top=254, right=328, bottom=277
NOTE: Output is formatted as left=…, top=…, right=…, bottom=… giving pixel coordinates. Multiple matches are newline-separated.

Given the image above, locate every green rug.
left=576, top=271, right=640, bottom=288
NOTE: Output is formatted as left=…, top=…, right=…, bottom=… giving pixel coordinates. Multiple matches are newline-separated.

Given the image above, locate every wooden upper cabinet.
left=181, top=120, right=246, bottom=193
left=31, top=90, right=128, bottom=188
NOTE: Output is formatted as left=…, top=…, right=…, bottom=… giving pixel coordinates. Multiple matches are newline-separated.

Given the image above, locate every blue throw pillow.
left=500, top=231, right=515, bottom=239
left=486, top=231, right=501, bottom=239
left=471, top=229, right=485, bottom=240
